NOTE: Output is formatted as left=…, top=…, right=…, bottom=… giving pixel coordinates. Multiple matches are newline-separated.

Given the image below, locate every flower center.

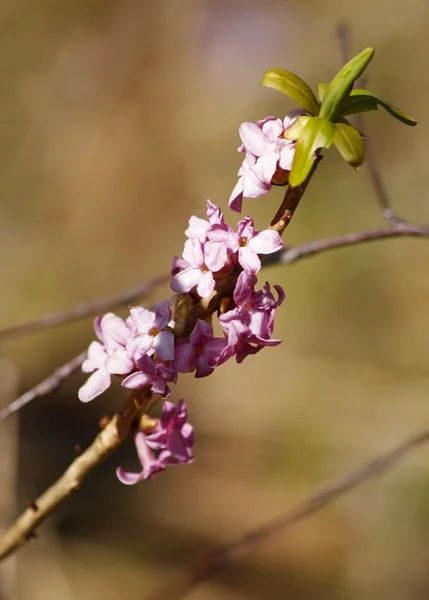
left=149, top=327, right=160, bottom=338
left=200, top=264, right=209, bottom=274
left=239, top=237, right=248, bottom=247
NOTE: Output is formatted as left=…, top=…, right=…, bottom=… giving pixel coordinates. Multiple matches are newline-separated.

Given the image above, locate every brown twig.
left=145, top=426, right=429, bottom=600
left=270, top=156, right=322, bottom=235
left=0, top=388, right=151, bottom=561
left=271, top=221, right=429, bottom=265
left=0, top=275, right=169, bottom=342
left=0, top=352, right=87, bottom=424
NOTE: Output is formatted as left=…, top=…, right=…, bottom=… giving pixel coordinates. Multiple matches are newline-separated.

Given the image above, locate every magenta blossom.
left=122, top=354, right=177, bottom=397
left=218, top=272, right=285, bottom=363
left=116, top=400, right=195, bottom=484
left=173, top=320, right=227, bottom=377
left=229, top=110, right=306, bottom=213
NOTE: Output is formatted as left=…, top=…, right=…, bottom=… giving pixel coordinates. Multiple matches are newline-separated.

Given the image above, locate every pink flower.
left=170, top=237, right=228, bottom=299
left=208, top=216, right=282, bottom=274
left=185, top=200, right=226, bottom=243
left=126, top=302, right=174, bottom=362
left=78, top=342, right=111, bottom=403
left=229, top=111, right=305, bottom=212
left=173, top=320, right=227, bottom=377
left=78, top=313, right=135, bottom=402
left=122, top=354, right=177, bottom=397
left=218, top=272, right=285, bottom=363
left=116, top=400, right=195, bottom=484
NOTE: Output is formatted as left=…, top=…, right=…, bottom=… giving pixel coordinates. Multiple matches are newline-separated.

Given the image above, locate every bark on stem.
left=270, top=155, right=323, bottom=235
left=0, top=388, right=151, bottom=561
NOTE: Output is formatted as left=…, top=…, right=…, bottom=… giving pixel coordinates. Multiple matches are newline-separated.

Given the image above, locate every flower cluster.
left=229, top=109, right=305, bottom=213
left=117, top=401, right=194, bottom=483
left=79, top=111, right=294, bottom=483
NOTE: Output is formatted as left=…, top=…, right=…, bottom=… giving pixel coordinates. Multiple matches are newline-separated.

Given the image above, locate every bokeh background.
left=1, top=1, right=429, bottom=598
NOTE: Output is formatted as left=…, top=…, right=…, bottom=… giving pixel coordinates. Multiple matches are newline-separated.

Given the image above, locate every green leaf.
left=317, top=82, right=329, bottom=103
left=319, top=47, right=374, bottom=121
left=261, top=68, right=320, bottom=115
left=339, top=88, right=417, bottom=126
left=289, top=117, right=336, bottom=187
left=333, top=122, right=365, bottom=168
left=283, top=115, right=311, bottom=141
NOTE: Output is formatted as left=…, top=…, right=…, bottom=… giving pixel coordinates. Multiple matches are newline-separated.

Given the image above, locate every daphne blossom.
left=78, top=313, right=135, bottom=402
left=229, top=110, right=306, bottom=213
left=116, top=400, right=195, bottom=483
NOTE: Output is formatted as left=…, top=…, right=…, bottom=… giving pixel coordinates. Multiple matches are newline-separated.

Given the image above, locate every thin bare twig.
left=263, top=221, right=429, bottom=268
left=0, top=388, right=151, bottom=561
left=336, top=23, right=402, bottom=225
left=0, top=275, right=169, bottom=342
left=0, top=351, right=87, bottom=424
left=145, top=426, right=429, bottom=600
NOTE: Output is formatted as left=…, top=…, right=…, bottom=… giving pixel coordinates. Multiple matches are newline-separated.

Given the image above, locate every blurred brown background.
left=1, top=1, right=429, bottom=598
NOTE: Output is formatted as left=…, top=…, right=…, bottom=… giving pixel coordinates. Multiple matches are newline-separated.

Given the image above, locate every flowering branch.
left=145, top=425, right=429, bottom=600
left=0, top=274, right=169, bottom=342
left=1, top=220, right=428, bottom=425
left=0, top=41, right=422, bottom=578
left=0, top=387, right=152, bottom=561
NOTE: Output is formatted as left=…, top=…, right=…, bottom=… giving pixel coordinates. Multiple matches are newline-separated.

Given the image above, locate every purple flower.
left=170, top=237, right=228, bottom=299
left=116, top=431, right=166, bottom=483
left=116, top=400, right=195, bottom=484
left=229, top=111, right=306, bottom=213
left=173, top=320, right=227, bottom=377
left=126, top=302, right=174, bottom=362
left=218, top=272, right=285, bottom=363
left=78, top=313, right=135, bottom=402
left=208, top=216, right=282, bottom=274
left=146, top=400, right=195, bottom=463
left=122, top=354, right=177, bottom=397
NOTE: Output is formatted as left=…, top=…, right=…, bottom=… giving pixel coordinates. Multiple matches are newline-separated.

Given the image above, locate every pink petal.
left=129, top=307, right=154, bottom=333
left=239, top=122, right=270, bottom=156
left=239, top=245, right=261, bottom=274
left=249, top=230, right=282, bottom=254
left=204, top=240, right=227, bottom=272
left=170, top=267, right=202, bottom=294
left=279, top=144, right=295, bottom=171
left=82, top=341, right=107, bottom=373
left=234, top=271, right=257, bottom=306
left=121, top=371, right=153, bottom=389
left=252, top=152, right=279, bottom=185
left=154, top=301, right=172, bottom=330
left=107, top=348, right=134, bottom=375
left=153, top=330, right=175, bottom=361
left=228, top=177, right=244, bottom=213
left=196, top=272, right=215, bottom=299
left=241, top=168, right=271, bottom=198
left=174, top=342, right=196, bottom=373
left=185, top=216, right=209, bottom=242
left=260, top=118, right=283, bottom=141
left=78, top=368, right=111, bottom=402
